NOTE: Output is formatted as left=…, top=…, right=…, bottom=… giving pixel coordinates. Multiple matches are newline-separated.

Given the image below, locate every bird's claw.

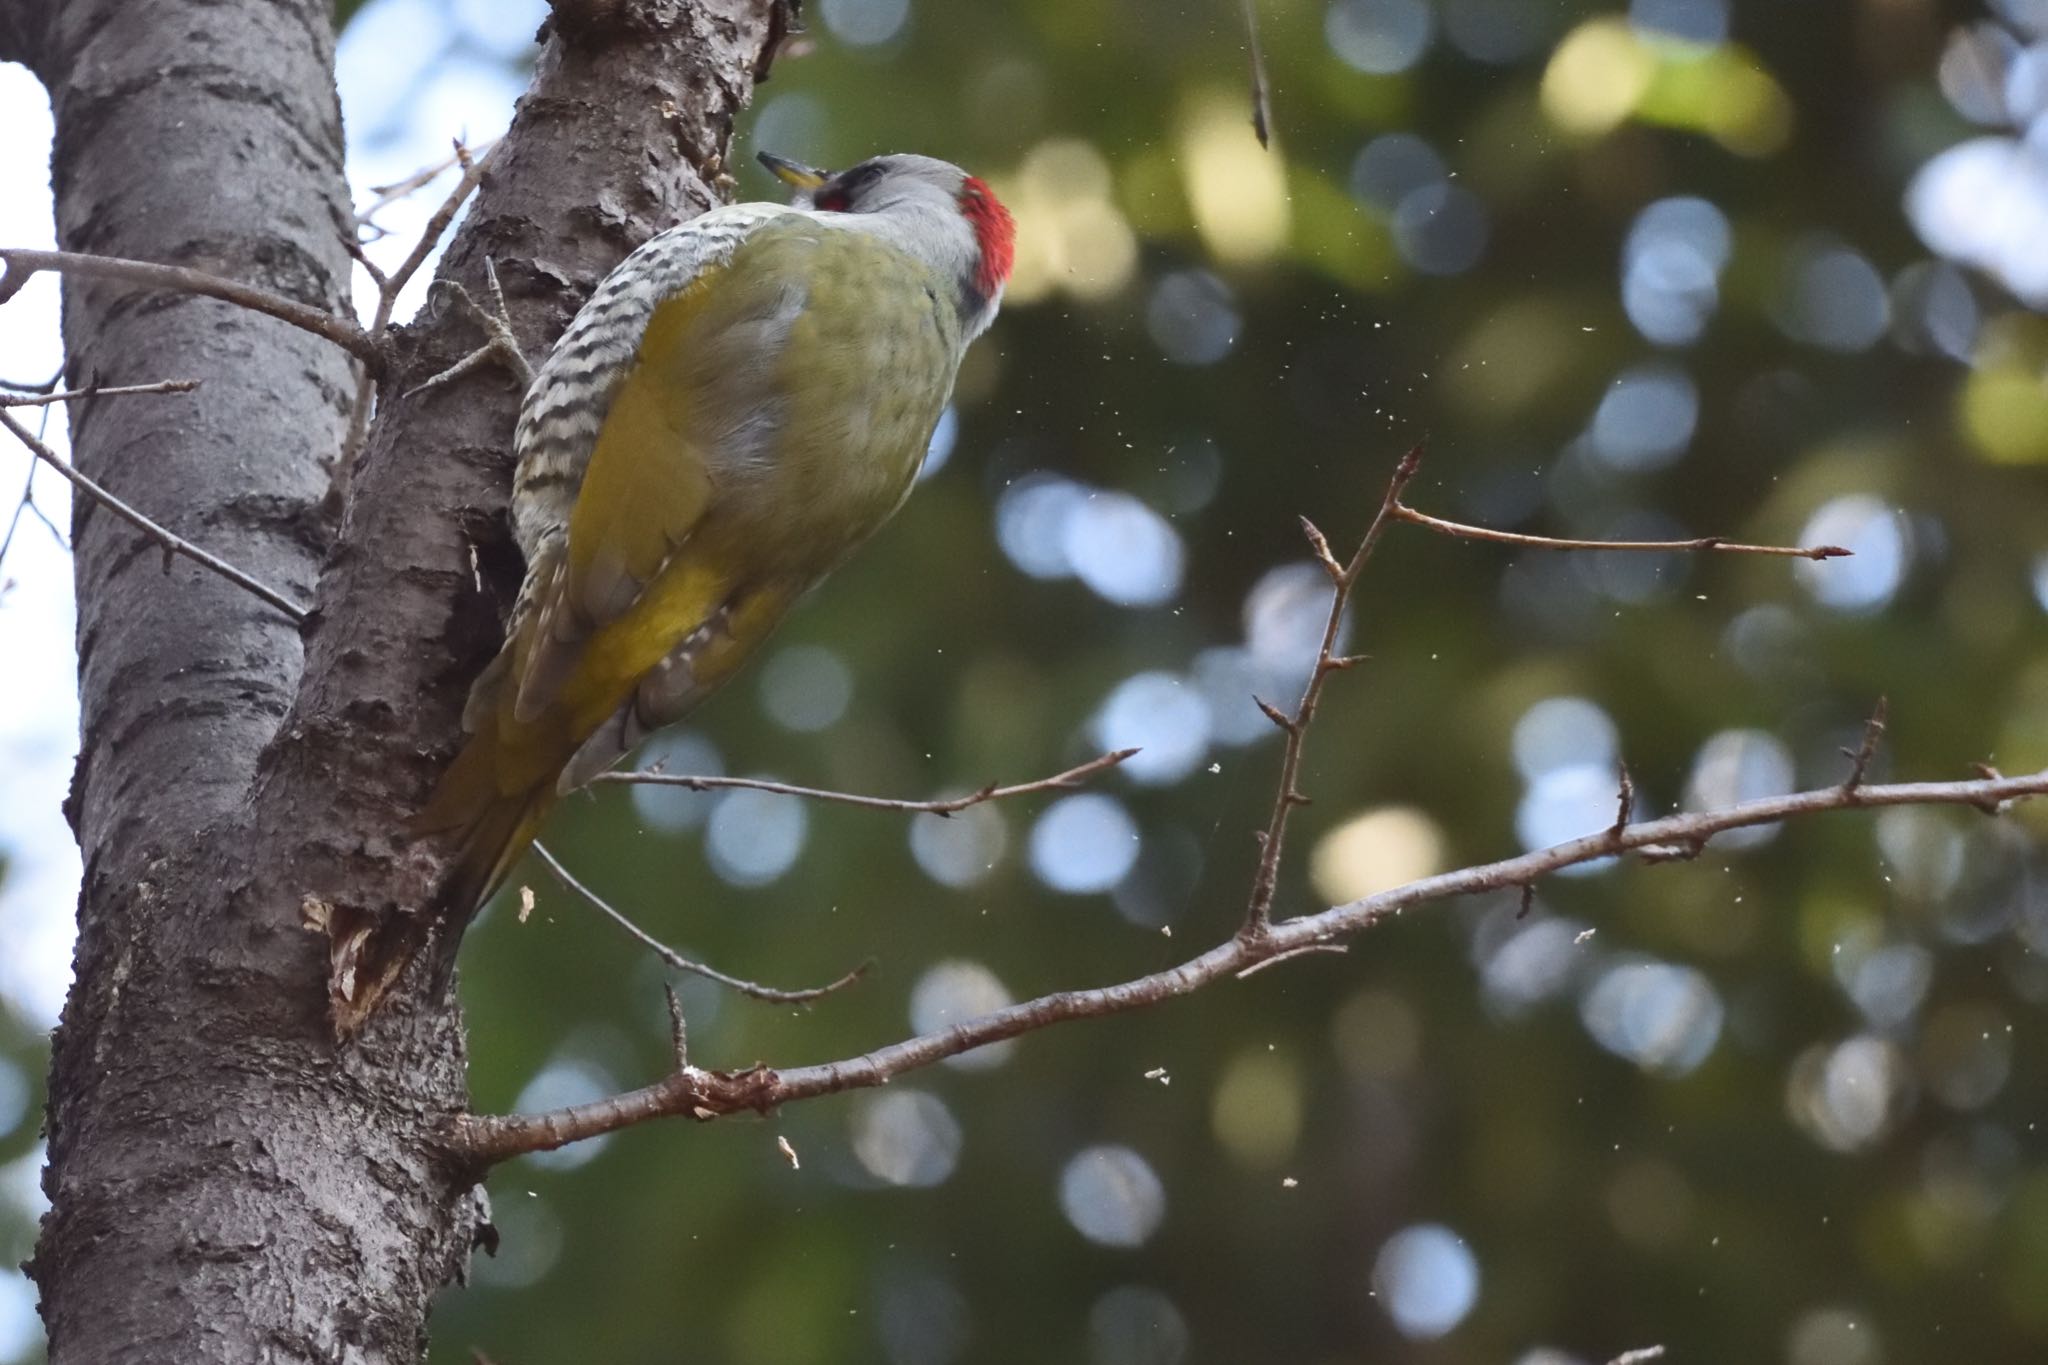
left=408, top=258, right=535, bottom=399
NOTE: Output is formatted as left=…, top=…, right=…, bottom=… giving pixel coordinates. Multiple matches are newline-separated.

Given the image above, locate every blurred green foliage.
left=12, top=0, right=2048, bottom=1362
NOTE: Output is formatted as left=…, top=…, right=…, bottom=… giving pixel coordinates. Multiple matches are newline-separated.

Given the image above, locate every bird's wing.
left=506, top=202, right=793, bottom=568
left=506, top=215, right=825, bottom=723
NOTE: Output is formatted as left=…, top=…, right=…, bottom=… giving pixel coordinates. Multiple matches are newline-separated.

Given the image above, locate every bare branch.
left=0, top=378, right=200, bottom=407
left=447, top=762, right=2048, bottom=1167
left=1242, top=443, right=1422, bottom=938
left=1613, top=763, right=1634, bottom=834
left=0, top=409, right=307, bottom=621
left=356, top=137, right=496, bottom=236
left=1608, top=1349, right=1666, bottom=1365
left=0, top=248, right=383, bottom=371
left=1840, top=695, right=1888, bottom=792
left=529, top=842, right=869, bottom=1005
left=380, top=146, right=492, bottom=318
left=335, top=142, right=495, bottom=502
left=1389, top=501, right=1850, bottom=560
left=590, top=747, right=1137, bottom=815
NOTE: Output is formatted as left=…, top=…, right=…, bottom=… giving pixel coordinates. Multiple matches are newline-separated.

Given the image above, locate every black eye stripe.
left=833, top=162, right=886, bottom=198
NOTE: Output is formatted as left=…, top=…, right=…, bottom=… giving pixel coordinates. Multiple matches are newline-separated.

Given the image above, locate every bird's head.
left=760, top=150, right=1016, bottom=332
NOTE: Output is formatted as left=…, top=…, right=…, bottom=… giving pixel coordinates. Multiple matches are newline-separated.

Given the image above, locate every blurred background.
left=6, top=0, right=2048, bottom=1360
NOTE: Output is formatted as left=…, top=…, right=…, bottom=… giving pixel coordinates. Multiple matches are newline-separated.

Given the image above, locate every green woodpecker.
left=415, top=151, right=1016, bottom=913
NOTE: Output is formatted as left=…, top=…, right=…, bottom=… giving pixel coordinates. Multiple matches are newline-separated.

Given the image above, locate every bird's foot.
left=408, top=258, right=535, bottom=399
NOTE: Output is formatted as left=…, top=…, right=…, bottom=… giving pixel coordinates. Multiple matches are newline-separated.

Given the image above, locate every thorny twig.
left=450, top=762, right=2048, bottom=1163
left=530, top=842, right=869, bottom=1006
left=449, top=448, right=1986, bottom=1166
left=1242, top=444, right=1422, bottom=939
left=0, top=248, right=383, bottom=371
left=1389, top=500, right=1850, bottom=560
left=1841, top=695, right=1889, bottom=792
left=0, top=407, right=307, bottom=621
left=591, top=747, right=1137, bottom=814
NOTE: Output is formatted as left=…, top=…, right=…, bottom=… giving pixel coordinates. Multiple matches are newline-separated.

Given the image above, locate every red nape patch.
left=958, top=176, right=1016, bottom=299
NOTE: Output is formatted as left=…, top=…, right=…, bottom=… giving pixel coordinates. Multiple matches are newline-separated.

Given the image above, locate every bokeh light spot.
left=1095, top=672, right=1211, bottom=784
left=1210, top=1049, right=1303, bottom=1167
left=1786, top=1306, right=1882, bottom=1365
left=852, top=1091, right=962, bottom=1187
left=1146, top=270, right=1241, bottom=366
left=1030, top=794, right=1140, bottom=893
left=1391, top=183, right=1489, bottom=276
left=1682, top=728, right=1795, bottom=848
left=1350, top=132, right=1446, bottom=211
left=1325, top=0, right=1435, bottom=75
left=1787, top=1036, right=1911, bottom=1152
left=1589, top=363, right=1698, bottom=470
left=1065, top=491, right=1186, bottom=607
left=1794, top=495, right=1908, bottom=614
left=1309, top=805, right=1446, bottom=904
left=1060, top=1146, right=1167, bottom=1247
left=819, top=0, right=910, bottom=47
left=1371, top=1224, right=1480, bottom=1339
left=909, top=804, right=1008, bottom=888
left=758, top=644, right=852, bottom=733
left=706, top=785, right=809, bottom=886
left=1513, top=697, right=1620, bottom=782
left=1580, top=959, right=1724, bottom=1075
left=1088, top=1285, right=1189, bottom=1365
left=909, top=960, right=1017, bottom=1071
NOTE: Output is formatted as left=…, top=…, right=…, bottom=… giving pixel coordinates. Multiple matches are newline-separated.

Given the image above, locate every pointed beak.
left=757, top=151, right=830, bottom=191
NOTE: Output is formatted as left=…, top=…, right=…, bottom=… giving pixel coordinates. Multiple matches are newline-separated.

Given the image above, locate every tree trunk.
left=5, top=2, right=779, bottom=1359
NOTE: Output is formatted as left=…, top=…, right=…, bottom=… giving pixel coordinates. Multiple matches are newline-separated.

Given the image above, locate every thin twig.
left=1613, top=763, right=1635, bottom=834
left=591, top=748, right=1138, bottom=815
left=1841, top=695, right=1888, bottom=792
left=1240, top=0, right=1273, bottom=149
left=663, top=983, right=689, bottom=1069
left=381, top=146, right=492, bottom=316
left=0, top=457, right=37, bottom=567
left=1234, top=942, right=1346, bottom=979
left=334, top=143, right=495, bottom=502
left=0, top=409, right=308, bottom=621
left=0, top=378, right=200, bottom=408
left=356, top=138, right=496, bottom=235
left=0, top=248, right=383, bottom=371
left=0, top=368, right=63, bottom=394
left=446, top=762, right=2048, bottom=1165
left=1608, top=1349, right=1666, bottom=1365
left=1242, top=444, right=1423, bottom=938
left=529, top=842, right=869, bottom=1005
left=1390, top=501, right=1851, bottom=560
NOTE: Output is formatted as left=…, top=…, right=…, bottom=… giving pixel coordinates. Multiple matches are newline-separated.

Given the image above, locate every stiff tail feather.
left=410, top=732, right=557, bottom=918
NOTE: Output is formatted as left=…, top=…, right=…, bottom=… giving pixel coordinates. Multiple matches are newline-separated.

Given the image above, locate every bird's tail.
left=410, top=731, right=557, bottom=919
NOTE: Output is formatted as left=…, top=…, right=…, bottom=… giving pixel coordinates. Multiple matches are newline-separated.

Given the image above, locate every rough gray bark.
left=14, top=1, right=780, bottom=1360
